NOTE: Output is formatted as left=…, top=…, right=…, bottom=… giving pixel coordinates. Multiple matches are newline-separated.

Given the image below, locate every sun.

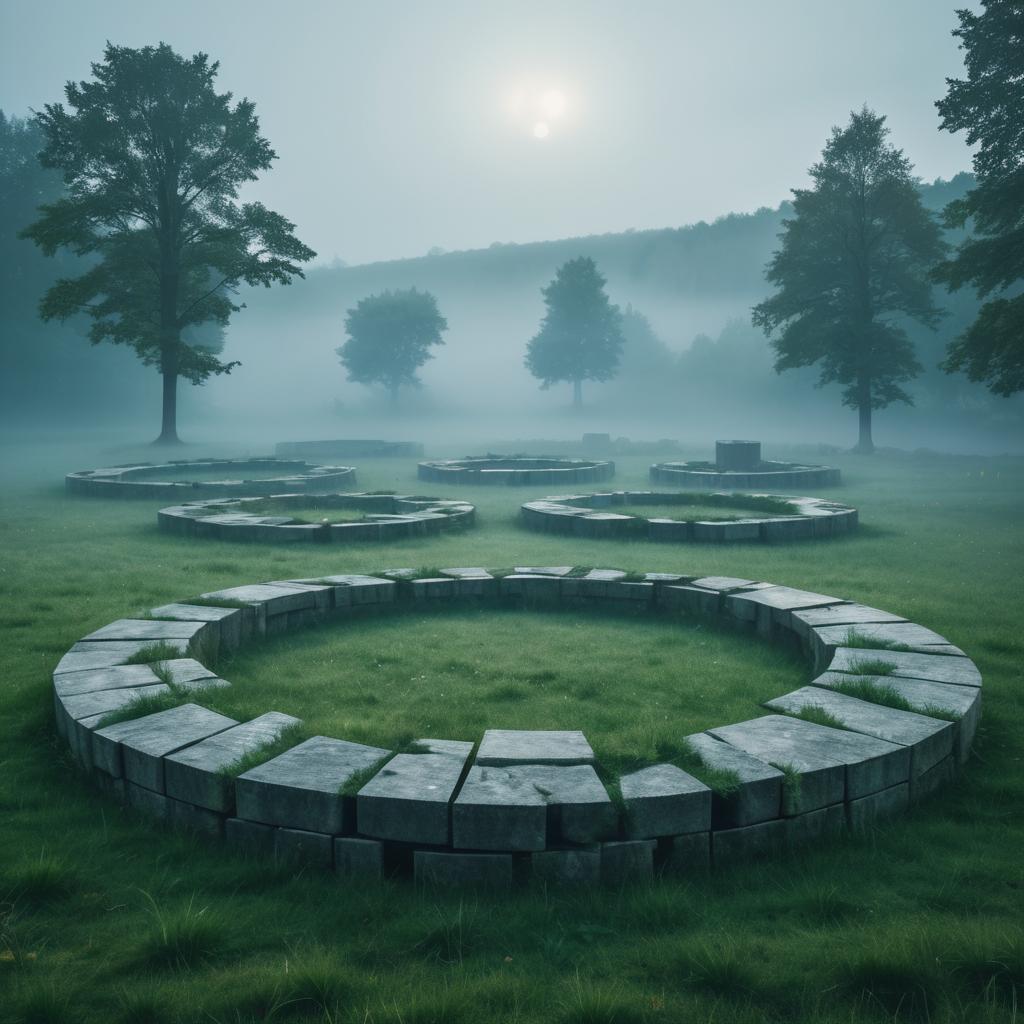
left=533, top=121, right=550, bottom=140
left=505, top=80, right=571, bottom=140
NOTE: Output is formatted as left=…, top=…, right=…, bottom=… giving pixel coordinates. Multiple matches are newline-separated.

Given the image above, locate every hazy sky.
left=1, top=0, right=977, bottom=266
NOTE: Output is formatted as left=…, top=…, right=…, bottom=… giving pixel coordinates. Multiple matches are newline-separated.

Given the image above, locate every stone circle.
left=158, top=492, right=475, bottom=543
left=418, top=456, right=614, bottom=486
left=651, top=439, right=840, bottom=489
left=66, top=458, right=357, bottom=499
left=522, top=492, right=858, bottom=542
left=53, top=564, right=978, bottom=887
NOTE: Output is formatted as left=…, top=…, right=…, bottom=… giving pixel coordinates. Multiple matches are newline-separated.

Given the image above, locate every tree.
left=933, top=1, right=1024, bottom=397
left=21, top=43, right=315, bottom=444
left=752, top=108, right=946, bottom=452
left=337, top=288, right=447, bottom=403
left=525, top=257, right=624, bottom=408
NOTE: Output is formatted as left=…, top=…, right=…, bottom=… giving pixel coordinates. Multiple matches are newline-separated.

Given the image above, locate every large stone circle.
left=418, top=456, right=614, bottom=486
left=651, top=460, right=840, bottom=490
left=54, top=566, right=978, bottom=887
left=522, top=492, right=858, bottom=542
left=158, top=492, right=475, bottom=543
left=66, top=458, right=357, bottom=499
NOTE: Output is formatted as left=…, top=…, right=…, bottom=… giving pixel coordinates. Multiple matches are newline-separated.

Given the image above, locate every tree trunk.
left=572, top=378, right=582, bottom=409
left=853, top=378, right=874, bottom=454
left=154, top=365, right=181, bottom=445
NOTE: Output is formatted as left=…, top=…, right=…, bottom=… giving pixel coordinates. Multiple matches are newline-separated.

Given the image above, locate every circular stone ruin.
left=54, top=565, right=978, bottom=888
left=418, top=456, right=614, bottom=486
left=158, top=492, right=475, bottom=543
left=522, top=492, right=858, bottom=542
left=651, top=440, right=840, bottom=489
left=66, top=458, right=357, bottom=499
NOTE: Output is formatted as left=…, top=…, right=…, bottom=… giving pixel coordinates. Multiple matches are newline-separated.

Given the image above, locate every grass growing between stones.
left=1, top=440, right=1022, bottom=1022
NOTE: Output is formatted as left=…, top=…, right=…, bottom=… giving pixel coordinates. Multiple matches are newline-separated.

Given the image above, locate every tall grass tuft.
left=9, top=850, right=77, bottom=907
left=137, top=891, right=224, bottom=969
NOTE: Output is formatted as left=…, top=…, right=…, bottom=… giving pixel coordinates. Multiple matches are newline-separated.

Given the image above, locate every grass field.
left=1, top=439, right=1022, bottom=1023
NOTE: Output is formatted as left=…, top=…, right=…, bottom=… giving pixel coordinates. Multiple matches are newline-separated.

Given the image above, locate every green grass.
left=846, top=657, right=899, bottom=676
left=609, top=492, right=797, bottom=523
left=795, top=705, right=848, bottom=730
left=1, top=441, right=1022, bottom=1023
left=203, top=498, right=371, bottom=524
left=217, top=723, right=312, bottom=778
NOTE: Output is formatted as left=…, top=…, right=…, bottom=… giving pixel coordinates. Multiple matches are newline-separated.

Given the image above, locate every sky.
left=1, top=0, right=978, bottom=267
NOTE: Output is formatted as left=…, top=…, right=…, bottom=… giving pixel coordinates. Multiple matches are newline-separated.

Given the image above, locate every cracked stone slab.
left=709, top=715, right=909, bottom=808
left=684, top=732, right=783, bottom=827
left=619, top=763, right=711, bottom=838
left=810, top=622, right=961, bottom=664
left=504, top=764, right=616, bottom=843
left=235, top=736, right=391, bottom=834
left=476, top=729, right=594, bottom=766
left=164, top=711, right=302, bottom=812
left=789, top=603, right=907, bottom=640
left=726, top=586, right=844, bottom=630
left=827, top=648, right=981, bottom=688
left=199, top=583, right=323, bottom=616
left=54, top=663, right=162, bottom=697
left=357, top=740, right=474, bottom=845
left=92, top=703, right=238, bottom=790
left=766, top=686, right=954, bottom=776
left=451, top=766, right=547, bottom=851
left=80, top=618, right=211, bottom=643
left=54, top=639, right=189, bottom=675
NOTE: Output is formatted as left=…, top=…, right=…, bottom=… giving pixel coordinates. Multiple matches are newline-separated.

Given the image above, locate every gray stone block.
left=660, top=585, right=721, bottom=615
left=514, top=566, right=574, bottom=576
left=451, top=766, right=547, bottom=851
left=847, top=783, right=910, bottom=831
left=712, top=817, right=787, bottom=867
left=54, top=639, right=189, bottom=675
left=661, top=831, right=711, bottom=875
left=93, top=703, right=237, bottom=790
left=505, top=764, right=616, bottom=843
left=766, top=686, right=954, bottom=776
left=785, top=803, right=845, bottom=846
left=725, top=586, right=844, bottom=634
left=235, top=736, right=391, bottom=834
left=126, top=781, right=168, bottom=821
left=476, top=729, right=594, bottom=766
left=357, top=743, right=473, bottom=845
left=601, top=840, right=655, bottom=884
left=411, top=578, right=457, bottom=600
left=532, top=848, right=601, bottom=885
left=167, top=797, right=224, bottom=837
left=826, top=648, right=981, bottom=687
left=809, top=622, right=961, bottom=669
left=149, top=603, right=250, bottom=652
left=275, top=827, right=334, bottom=868
left=225, top=817, right=275, bottom=855
left=164, top=711, right=302, bottom=812
left=619, top=763, right=711, bottom=838
left=684, top=732, right=783, bottom=826
left=81, top=618, right=211, bottom=644
left=54, top=663, right=161, bottom=697
left=910, top=755, right=956, bottom=804
left=415, top=850, right=513, bottom=888
left=709, top=715, right=908, bottom=808
left=334, top=837, right=383, bottom=879
left=690, top=576, right=762, bottom=592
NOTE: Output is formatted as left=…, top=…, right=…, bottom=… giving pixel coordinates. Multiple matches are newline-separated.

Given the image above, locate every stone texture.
left=54, top=663, right=161, bottom=697
left=451, top=766, right=547, bottom=851
left=235, top=736, right=391, bottom=834
left=785, top=803, right=846, bottom=846
left=93, top=703, right=237, bottom=790
left=809, top=622, right=961, bottom=668
left=126, top=781, right=168, bottom=820
left=726, top=586, right=844, bottom=633
left=476, top=729, right=594, bottom=766
left=81, top=618, right=210, bottom=644
left=334, top=837, right=383, bottom=879
left=827, top=648, right=981, bottom=687
left=149, top=603, right=250, bottom=652
left=531, top=848, right=601, bottom=885
left=847, top=782, right=910, bottom=831
left=619, top=763, right=711, bottom=839
left=712, top=818, right=787, bottom=867
left=684, top=732, right=783, bottom=826
left=661, top=831, right=711, bottom=875
left=765, top=686, right=954, bottom=776
left=910, top=755, right=956, bottom=804
left=415, top=850, right=513, bottom=888
left=225, top=817, right=275, bottom=855
left=167, top=797, right=224, bottom=837
left=164, top=711, right=302, bottom=812
left=504, top=764, right=616, bottom=843
left=357, top=742, right=473, bottom=845
left=275, top=827, right=334, bottom=867
left=54, top=639, right=189, bottom=675
left=601, top=840, right=655, bottom=884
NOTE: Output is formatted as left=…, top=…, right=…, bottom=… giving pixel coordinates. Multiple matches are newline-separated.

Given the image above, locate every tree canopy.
left=336, top=288, right=447, bottom=402
left=21, top=42, right=314, bottom=442
left=934, top=0, right=1024, bottom=397
left=525, top=256, right=624, bottom=407
left=752, top=108, right=946, bottom=452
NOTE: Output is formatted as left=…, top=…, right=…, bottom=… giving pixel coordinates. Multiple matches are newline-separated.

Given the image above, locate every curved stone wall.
left=418, top=457, right=614, bottom=486
left=158, top=493, right=475, bottom=543
left=54, top=566, right=978, bottom=887
left=650, top=461, right=840, bottom=490
left=522, top=492, right=858, bottom=542
left=66, top=459, right=357, bottom=499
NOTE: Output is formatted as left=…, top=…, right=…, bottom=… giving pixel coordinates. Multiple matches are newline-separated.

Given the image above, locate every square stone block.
left=476, top=729, right=594, bottom=766
left=847, top=782, right=910, bottom=831
left=275, top=827, right=334, bottom=868
left=236, top=736, right=391, bottom=834
left=826, top=648, right=981, bottom=687
left=225, top=817, right=276, bottom=855
left=451, top=766, right=547, bottom=851
left=619, top=763, right=711, bottom=838
left=81, top=618, right=211, bottom=644
left=167, top=797, right=224, bottom=837
left=601, top=840, right=655, bottom=884
left=505, top=764, right=616, bottom=843
left=684, top=732, right=783, bottom=826
left=785, top=803, right=845, bottom=846
left=148, top=602, right=250, bottom=653
left=126, top=781, right=169, bottom=821
left=661, top=831, right=711, bottom=875
left=411, top=578, right=456, bottom=600
left=335, top=837, right=383, bottom=879
left=532, top=848, right=601, bottom=886
left=415, top=850, right=513, bottom=888
left=725, top=587, right=844, bottom=634
left=712, top=817, right=786, bottom=868
left=661, top=585, right=721, bottom=616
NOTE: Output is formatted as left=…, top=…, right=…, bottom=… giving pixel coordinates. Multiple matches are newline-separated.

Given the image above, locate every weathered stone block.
left=826, top=648, right=981, bottom=687
left=334, top=837, right=383, bottom=879
left=225, top=817, right=275, bottom=855
left=54, top=639, right=189, bottom=675
left=785, top=803, right=845, bottom=846
left=661, top=831, right=711, bottom=875
left=476, top=729, right=594, bottom=766
left=236, top=736, right=390, bottom=834
left=451, top=766, right=547, bottom=851
left=81, top=618, right=211, bottom=644
left=411, top=578, right=457, bottom=600
left=505, top=764, right=616, bottom=843
left=910, top=755, right=956, bottom=804
left=167, top=797, right=224, bottom=837
left=725, top=586, right=844, bottom=634
left=684, top=732, right=783, bottom=826
left=275, top=827, right=333, bottom=868
left=532, top=848, right=601, bottom=885
left=415, top=850, right=513, bottom=888
left=847, top=782, right=910, bottom=831
left=125, top=781, right=168, bottom=821
left=619, top=763, right=711, bottom=838
left=54, top=663, right=160, bottom=697
left=809, top=622, right=960, bottom=669
left=712, top=817, right=786, bottom=867
left=148, top=602, right=250, bottom=653
left=601, top=840, right=655, bottom=884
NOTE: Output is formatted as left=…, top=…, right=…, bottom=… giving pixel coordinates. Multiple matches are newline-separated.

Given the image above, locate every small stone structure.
left=158, top=493, right=474, bottom=543
left=53, top=565, right=978, bottom=886
left=418, top=456, right=614, bottom=486
left=275, top=440, right=423, bottom=459
left=66, top=458, right=356, bottom=499
left=651, top=441, right=840, bottom=489
left=522, top=492, right=858, bottom=542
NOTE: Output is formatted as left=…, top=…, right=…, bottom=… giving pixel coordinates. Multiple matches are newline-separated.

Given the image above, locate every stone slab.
left=235, top=736, right=391, bottom=834
left=766, top=686, right=954, bottom=776
left=167, top=796, right=224, bottom=837
left=54, top=639, right=189, bottom=675
left=199, top=583, right=322, bottom=617
left=54, top=663, right=161, bottom=697
left=415, top=850, right=513, bottom=888
left=334, top=837, right=383, bottom=879
left=164, top=711, right=302, bottom=812
left=725, top=587, right=844, bottom=632
left=505, top=764, right=616, bottom=843
left=684, top=732, right=783, bottom=826
left=81, top=619, right=209, bottom=643
left=847, top=782, right=910, bottom=831
left=910, top=754, right=956, bottom=804
left=126, top=781, right=168, bottom=821
left=275, top=827, right=334, bottom=868
left=600, top=840, right=655, bottom=884
left=712, top=817, right=787, bottom=867
left=225, top=817, right=275, bottom=855
left=451, top=766, right=547, bottom=851
left=785, top=803, right=846, bottom=846
left=514, top=566, right=574, bottom=576
left=93, top=703, right=238, bottom=790
left=827, top=648, right=981, bottom=687
left=476, top=729, right=594, bottom=766
left=531, top=848, right=601, bottom=886
left=661, top=831, right=711, bottom=875
left=619, top=763, right=711, bottom=838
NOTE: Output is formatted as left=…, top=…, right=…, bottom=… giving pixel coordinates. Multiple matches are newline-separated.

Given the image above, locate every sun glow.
left=505, top=80, right=572, bottom=140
